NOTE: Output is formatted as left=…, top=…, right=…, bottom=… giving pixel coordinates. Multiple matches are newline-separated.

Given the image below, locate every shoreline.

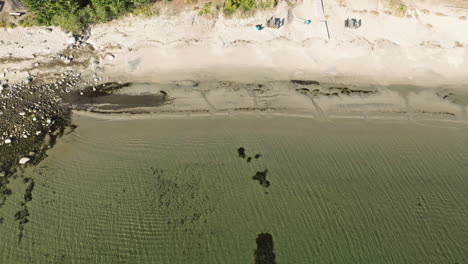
left=74, top=108, right=468, bottom=127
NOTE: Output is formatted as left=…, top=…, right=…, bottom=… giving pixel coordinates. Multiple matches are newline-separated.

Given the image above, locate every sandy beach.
left=0, top=0, right=467, bottom=87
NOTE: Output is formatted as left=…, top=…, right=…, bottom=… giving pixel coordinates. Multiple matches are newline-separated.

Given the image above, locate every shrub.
left=21, top=0, right=80, bottom=25
left=6, top=22, right=17, bottom=28
left=19, top=16, right=39, bottom=27
left=52, top=12, right=83, bottom=34
left=224, top=0, right=256, bottom=13
left=199, top=2, right=211, bottom=15
left=132, top=4, right=159, bottom=17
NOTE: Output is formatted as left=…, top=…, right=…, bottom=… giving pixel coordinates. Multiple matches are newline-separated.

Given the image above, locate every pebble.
left=4, top=138, right=12, bottom=144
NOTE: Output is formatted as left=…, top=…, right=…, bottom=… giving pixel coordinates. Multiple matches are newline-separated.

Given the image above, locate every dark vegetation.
left=20, top=0, right=278, bottom=33
left=20, top=0, right=157, bottom=33
left=252, top=169, right=270, bottom=188
left=255, top=233, right=276, bottom=264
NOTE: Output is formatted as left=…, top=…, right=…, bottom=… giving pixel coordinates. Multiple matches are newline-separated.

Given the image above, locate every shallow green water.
left=1, top=116, right=467, bottom=263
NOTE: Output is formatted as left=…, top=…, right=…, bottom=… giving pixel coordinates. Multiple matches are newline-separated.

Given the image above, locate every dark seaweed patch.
left=24, top=180, right=35, bottom=202
left=291, top=80, right=320, bottom=85
left=254, top=153, right=262, bottom=159
left=238, top=147, right=246, bottom=158
left=2, top=187, right=12, bottom=196
left=15, top=208, right=29, bottom=221
left=255, top=233, right=276, bottom=264
left=82, top=82, right=131, bottom=97
left=296, top=88, right=310, bottom=93
left=247, top=157, right=252, bottom=162
left=252, top=169, right=270, bottom=188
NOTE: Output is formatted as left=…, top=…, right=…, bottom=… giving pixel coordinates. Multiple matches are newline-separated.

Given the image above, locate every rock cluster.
left=0, top=71, right=82, bottom=148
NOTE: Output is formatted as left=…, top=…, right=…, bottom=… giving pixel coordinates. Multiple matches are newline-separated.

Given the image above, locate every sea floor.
left=0, top=115, right=467, bottom=263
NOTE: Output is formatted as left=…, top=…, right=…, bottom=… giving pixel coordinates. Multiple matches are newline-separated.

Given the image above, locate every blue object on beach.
left=255, top=25, right=262, bottom=30
left=305, top=20, right=311, bottom=24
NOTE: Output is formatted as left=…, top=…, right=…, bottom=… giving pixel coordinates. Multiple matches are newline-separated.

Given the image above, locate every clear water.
left=1, top=115, right=467, bottom=263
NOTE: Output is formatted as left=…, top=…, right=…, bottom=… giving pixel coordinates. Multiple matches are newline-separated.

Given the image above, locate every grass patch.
left=133, top=4, right=160, bottom=17
left=199, top=2, right=212, bottom=15
left=19, top=16, right=39, bottom=27
left=396, top=3, right=406, bottom=16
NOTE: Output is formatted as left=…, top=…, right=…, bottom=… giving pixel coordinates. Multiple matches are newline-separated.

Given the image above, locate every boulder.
left=19, top=157, right=31, bottom=164
left=67, top=36, right=76, bottom=44
left=105, top=54, right=115, bottom=61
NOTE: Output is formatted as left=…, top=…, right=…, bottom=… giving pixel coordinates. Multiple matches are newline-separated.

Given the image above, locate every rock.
left=19, top=112, right=26, bottom=116
left=105, top=54, right=115, bottom=61
left=44, top=28, right=53, bottom=33
left=67, top=36, right=76, bottom=44
left=34, top=62, right=40, bottom=67
left=0, top=171, right=5, bottom=177
left=19, top=157, right=31, bottom=164
left=4, top=138, right=12, bottom=144
left=35, top=131, right=41, bottom=135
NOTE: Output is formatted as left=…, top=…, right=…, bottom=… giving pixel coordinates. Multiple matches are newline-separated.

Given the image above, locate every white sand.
left=82, top=0, right=468, bottom=87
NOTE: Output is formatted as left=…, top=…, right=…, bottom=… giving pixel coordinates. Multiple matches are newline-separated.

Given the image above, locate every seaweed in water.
left=238, top=147, right=246, bottom=158
left=254, top=153, right=262, bottom=159
left=24, top=180, right=35, bottom=202
left=14, top=208, right=29, bottom=221
left=247, top=157, right=252, bottom=163
left=252, top=169, right=270, bottom=188
left=255, top=233, right=276, bottom=264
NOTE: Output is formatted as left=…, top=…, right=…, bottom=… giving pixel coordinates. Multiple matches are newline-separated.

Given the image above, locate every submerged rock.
left=255, top=233, right=276, bottom=264
left=237, top=147, right=246, bottom=158
left=252, top=169, right=270, bottom=188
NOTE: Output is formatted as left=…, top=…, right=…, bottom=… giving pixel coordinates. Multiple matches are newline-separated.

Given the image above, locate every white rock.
left=19, top=157, right=31, bottom=164
left=19, top=112, right=26, bottom=116
left=4, top=138, right=11, bottom=144
left=35, top=131, right=41, bottom=135
left=105, top=54, right=115, bottom=61
left=46, top=119, right=51, bottom=124
left=67, top=36, right=76, bottom=44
